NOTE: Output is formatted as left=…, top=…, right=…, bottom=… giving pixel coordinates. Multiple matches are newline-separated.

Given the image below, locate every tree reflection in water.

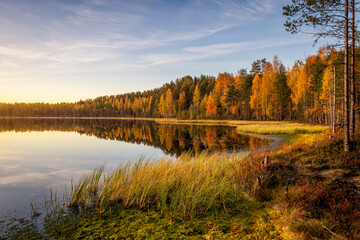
left=0, top=119, right=270, bottom=157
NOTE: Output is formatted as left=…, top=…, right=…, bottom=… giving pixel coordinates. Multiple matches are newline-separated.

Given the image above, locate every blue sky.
left=0, top=0, right=324, bottom=103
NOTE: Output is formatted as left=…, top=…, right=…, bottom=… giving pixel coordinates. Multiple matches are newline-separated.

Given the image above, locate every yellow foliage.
left=320, top=66, right=334, bottom=113
left=250, top=73, right=262, bottom=119
left=206, top=93, right=217, bottom=119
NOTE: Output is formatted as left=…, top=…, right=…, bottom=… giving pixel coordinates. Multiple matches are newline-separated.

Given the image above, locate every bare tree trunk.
left=328, top=99, right=331, bottom=125
left=344, top=0, right=350, bottom=152
left=350, top=0, right=356, bottom=136
left=289, top=101, right=291, bottom=120
left=333, top=66, right=336, bottom=133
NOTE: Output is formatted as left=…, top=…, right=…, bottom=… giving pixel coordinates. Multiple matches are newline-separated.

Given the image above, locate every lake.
left=0, top=118, right=270, bottom=219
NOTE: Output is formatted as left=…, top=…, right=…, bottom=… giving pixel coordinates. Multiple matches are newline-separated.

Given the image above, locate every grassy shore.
left=42, top=153, right=283, bottom=239
left=12, top=131, right=356, bottom=239
left=0, top=116, right=330, bottom=135
left=2, top=120, right=358, bottom=239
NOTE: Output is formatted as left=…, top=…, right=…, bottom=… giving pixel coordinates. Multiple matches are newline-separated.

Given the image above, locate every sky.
left=0, top=0, right=325, bottom=103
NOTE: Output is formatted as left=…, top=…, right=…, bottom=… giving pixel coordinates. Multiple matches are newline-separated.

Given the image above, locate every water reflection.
left=0, top=119, right=271, bottom=220
left=0, top=119, right=269, bottom=156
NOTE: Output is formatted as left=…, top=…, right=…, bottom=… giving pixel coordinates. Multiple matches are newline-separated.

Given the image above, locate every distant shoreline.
left=0, top=117, right=329, bottom=135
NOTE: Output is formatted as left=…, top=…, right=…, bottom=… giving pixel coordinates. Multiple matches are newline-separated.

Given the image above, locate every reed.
left=67, top=153, right=257, bottom=219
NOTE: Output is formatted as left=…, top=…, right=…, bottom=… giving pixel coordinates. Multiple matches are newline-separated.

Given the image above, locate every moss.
left=2, top=202, right=282, bottom=239
left=46, top=205, right=280, bottom=239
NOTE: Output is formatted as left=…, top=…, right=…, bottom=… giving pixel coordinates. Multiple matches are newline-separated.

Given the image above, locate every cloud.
left=212, top=0, right=278, bottom=20
left=0, top=24, right=232, bottom=65
left=0, top=0, right=312, bottom=103
left=183, top=38, right=312, bottom=54
left=0, top=172, right=48, bottom=185
left=0, top=0, right=282, bottom=67
left=0, top=168, right=86, bottom=185
left=140, top=38, right=314, bottom=65
left=0, top=163, right=22, bottom=171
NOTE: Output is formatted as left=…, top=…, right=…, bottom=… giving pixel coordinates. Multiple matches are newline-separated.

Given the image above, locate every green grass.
left=42, top=202, right=282, bottom=239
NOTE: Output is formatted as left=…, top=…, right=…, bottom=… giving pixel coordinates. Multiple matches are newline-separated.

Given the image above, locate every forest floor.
left=259, top=130, right=360, bottom=239
left=0, top=120, right=359, bottom=240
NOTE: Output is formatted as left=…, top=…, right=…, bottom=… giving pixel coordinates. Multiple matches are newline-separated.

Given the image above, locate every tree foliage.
left=0, top=48, right=358, bottom=127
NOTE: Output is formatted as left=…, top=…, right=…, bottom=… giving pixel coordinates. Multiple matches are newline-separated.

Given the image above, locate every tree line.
left=0, top=46, right=358, bottom=125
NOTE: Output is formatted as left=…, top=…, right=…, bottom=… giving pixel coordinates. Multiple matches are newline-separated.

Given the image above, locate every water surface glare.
left=0, top=119, right=270, bottom=217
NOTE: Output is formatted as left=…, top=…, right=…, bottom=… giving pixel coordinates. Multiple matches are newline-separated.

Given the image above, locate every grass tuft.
left=67, top=153, right=257, bottom=219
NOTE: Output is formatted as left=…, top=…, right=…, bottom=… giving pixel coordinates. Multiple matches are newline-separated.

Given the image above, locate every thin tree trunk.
left=333, top=65, right=336, bottom=133
left=329, top=99, right=331, bottom=125
left=344, top=0, right=350, bottom=152
left=350, top=0, right=356, bottom=136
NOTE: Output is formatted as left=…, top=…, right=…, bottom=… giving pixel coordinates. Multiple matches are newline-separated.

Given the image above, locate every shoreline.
left=0, top=116, right=329, bottom=134
left=0, top=124, right=358, bottom=239
left=0, top=116, right=328, bottom=152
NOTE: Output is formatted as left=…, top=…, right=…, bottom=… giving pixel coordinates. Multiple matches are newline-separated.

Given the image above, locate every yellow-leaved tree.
left=320, top=66, right=334, bottom=122
left=178, top=91, right=187, bottom=111
left=287, top=62, right=301, bottom=110
left=287, top=62, right=309, bottom=118
left=165, top=88, right=175, bottom=117
left=192, top=84, right=201, bottom=117
left=250, top=73, right=262, bottom=119
left=213, top=72, right=234, bottom=114
left=206, top=92, right=217, bottom=119
left=158, top=94, right=166, bottom=117
left=261, top=62, right=276, bottom=119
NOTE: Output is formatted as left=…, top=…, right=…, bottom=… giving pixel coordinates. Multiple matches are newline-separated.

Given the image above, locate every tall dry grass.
left=68, top=153, right=259, bottom=219
left=234, top=122, right=328, bottom=134
left=155, top=119, right=328, bottom=134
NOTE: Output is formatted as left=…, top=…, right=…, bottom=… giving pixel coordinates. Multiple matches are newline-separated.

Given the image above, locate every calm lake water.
left=0, top=119, right=270, bottom=218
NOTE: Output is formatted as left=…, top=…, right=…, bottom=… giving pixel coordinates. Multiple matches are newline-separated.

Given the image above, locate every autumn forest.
left=1, top=46, right=359, bottom=129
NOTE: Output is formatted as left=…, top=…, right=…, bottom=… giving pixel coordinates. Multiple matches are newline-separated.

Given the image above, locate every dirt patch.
left=319, top=169, right=351, bottom=180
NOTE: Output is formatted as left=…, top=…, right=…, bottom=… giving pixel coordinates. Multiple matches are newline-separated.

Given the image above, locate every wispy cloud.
left=183, top=38, right=312, bottom=54
left=0, top=0, right=316, bottom=102
left=140, top=38, right=314, bottom=65
left=0, top=168, right=85, bottom=185
left=213, top=0, right=278, bottom=20
left=0, top=0, right=281, bottom=66
left=0, top=25, right=233, bottom=65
